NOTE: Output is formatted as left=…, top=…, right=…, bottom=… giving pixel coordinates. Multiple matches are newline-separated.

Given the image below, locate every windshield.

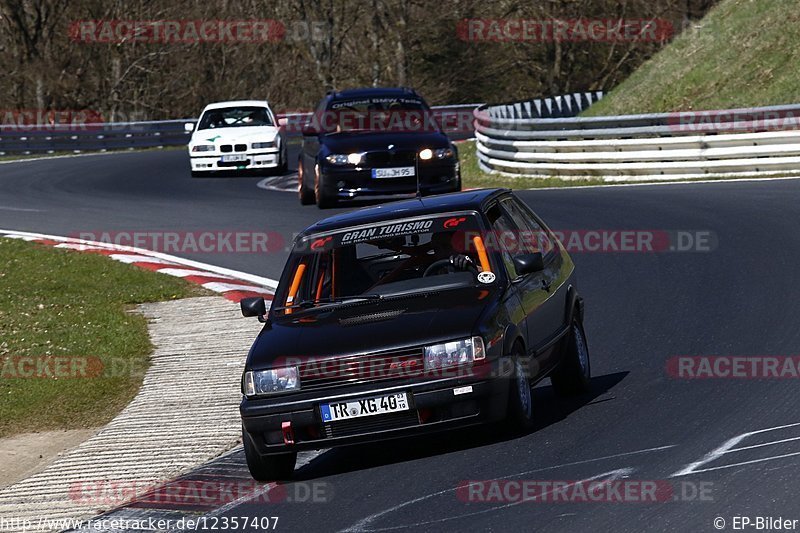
left=273, top=213, right=495, bottom=313
left=197, top=106, right=273, bottom=130
left=316, top=96, right=436, bottom=133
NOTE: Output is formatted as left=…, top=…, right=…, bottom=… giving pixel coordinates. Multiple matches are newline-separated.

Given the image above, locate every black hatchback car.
left=239, top=189, right=590, bottom=480
left=297, top=87, right=461, bottom=208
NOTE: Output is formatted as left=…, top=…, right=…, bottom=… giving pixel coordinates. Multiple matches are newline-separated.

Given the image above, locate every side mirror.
left=277, top=117, right=288, bottom=127
left=241, top=297, right=267, bottom=321
left=513, top=252, right=545, bottom=276
left=184, top=122, right=195, bottom=133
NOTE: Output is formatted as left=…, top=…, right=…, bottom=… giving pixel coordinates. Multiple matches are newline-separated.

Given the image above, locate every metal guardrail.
left=0, top=104, right=481, bottom=155
left=475, top=96, right=800, bottom=180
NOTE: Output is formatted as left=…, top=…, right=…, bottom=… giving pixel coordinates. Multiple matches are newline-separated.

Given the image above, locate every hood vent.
left=339, top=309, right=405, bottom=327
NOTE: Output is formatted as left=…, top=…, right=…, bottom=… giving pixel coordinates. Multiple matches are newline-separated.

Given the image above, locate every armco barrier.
left=475, top=97, right=800, bottom=180
left=0, top=104, right=480, bottom=155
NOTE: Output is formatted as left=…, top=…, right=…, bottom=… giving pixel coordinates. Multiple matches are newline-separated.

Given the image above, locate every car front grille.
left=219, top=144, right=248, bottom=153
left=324, top=410, right=420, bottom=438
left=364, top=150, right=416, bottom=167
left=297, top=347, right=424, bottom=391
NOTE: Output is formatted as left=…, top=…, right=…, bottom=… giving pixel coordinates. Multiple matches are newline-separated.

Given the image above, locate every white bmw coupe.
left=186, top=100, right=287, bottom=177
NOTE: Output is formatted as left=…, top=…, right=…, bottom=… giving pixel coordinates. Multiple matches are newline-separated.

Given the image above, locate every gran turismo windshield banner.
left=299, top=214, right=480, bottom=252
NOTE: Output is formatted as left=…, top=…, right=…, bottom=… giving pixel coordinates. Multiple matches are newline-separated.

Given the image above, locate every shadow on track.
left=293, top=371, right=629, bottom=481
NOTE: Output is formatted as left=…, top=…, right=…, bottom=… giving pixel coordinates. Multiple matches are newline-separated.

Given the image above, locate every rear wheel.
left=551, top=317, right=591, bottom=396
left=505, top=346, right=535, bottom=432
left=242, top=426, right=297, bottom=481
left=298, top=159, right=315, bottom=205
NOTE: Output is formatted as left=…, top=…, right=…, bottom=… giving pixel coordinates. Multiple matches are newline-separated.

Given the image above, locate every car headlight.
left=243, top=366, right=300, bottom=397
left=424, top=337, right=485, bottom=370
left=191, top=144, right=215, bottom=152
left=434, top=147, right=455, bottom=159
left=326, top=153, right=363, bottom=165
left=252, top=141, right=276, bottom=149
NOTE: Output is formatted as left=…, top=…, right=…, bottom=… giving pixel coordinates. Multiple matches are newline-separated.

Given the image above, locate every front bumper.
left=319, top=160, right=460, bottom=199
left=190, top=150, right=280, bottom=172
left=240, top=357, right=512, bottom=456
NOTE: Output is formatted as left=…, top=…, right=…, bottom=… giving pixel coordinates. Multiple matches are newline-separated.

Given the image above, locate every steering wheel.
left=423, top=259, right=455, bottom=277
left=423, top=258, right=478, bottom=277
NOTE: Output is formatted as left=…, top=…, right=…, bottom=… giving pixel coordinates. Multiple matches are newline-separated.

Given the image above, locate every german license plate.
left=372, top=167, right=414, bottom=179
left=320, top=392, right=409, bottom=422
left=221, top=154, right=246, bottom=162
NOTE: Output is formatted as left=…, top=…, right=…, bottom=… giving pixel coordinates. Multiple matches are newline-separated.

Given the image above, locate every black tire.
left=242, top=426, right=297, bottom=481
left=505, top=345, right=535, bottom=432
left=314, top=168, right=336, bottom=208
left=551, top=317, right=591, bottom=396
left=276, top=146, right=288, bottom=175
left=191, top=170, right=204, bottom=178
left=298, top=159, right=315, bottom=205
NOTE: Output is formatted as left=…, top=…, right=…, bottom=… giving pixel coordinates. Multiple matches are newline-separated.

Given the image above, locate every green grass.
left=0, top=238, right=207, bottom=437
left=459, top=140, right=617, bottom=189
left=584, top=0, right=800, bottom=116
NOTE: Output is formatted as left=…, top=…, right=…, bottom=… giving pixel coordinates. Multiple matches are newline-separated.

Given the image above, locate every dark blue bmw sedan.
left=297, top=87, right=461, bottom=208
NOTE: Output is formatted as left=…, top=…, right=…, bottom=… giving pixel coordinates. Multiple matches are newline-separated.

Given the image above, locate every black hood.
left=320, top=131, right=450, bottom=154
left=247, top=287, right=496, bottom=370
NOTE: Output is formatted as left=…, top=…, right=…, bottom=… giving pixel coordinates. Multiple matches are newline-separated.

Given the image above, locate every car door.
left=485, top=201, right=550, bottom=378
left=500, top=196, right=569, bottom=369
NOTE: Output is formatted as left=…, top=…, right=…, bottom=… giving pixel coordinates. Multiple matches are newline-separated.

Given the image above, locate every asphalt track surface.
left=2, top=148, right=799, bottom=532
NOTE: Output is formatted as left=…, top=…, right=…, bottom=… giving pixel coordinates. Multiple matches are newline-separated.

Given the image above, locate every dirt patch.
left=0, top=429, right=97, bottom=490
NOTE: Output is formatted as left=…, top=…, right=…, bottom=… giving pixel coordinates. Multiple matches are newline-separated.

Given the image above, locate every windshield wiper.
left=273, top=294, right=383, bottom=312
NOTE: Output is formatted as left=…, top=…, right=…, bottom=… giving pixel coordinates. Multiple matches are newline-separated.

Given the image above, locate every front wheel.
left=314, top=167, right=336, bottom=208
left=298, top=159, right=315, bottom=205
left=276, top=146, right=288, bottom=175
left=242, top=426, right=297, bottom=481
left=505, top=347, right=535, bottom=432
left=551, top=318, right=591, bottom=396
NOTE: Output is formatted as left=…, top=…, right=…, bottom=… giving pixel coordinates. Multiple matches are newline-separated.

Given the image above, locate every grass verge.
left=0, top=238, right=208, bottom=438
left=460, top=140, right=618, bottom=189
left=584, top=0, right=800, bottom=115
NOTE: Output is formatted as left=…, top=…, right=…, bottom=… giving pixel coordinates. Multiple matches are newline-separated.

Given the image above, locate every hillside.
left=584, top=0, right=800, bottom=115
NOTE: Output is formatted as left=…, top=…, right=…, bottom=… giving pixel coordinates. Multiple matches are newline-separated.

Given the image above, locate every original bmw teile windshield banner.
left=300, top=213, right=480, bottom=251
